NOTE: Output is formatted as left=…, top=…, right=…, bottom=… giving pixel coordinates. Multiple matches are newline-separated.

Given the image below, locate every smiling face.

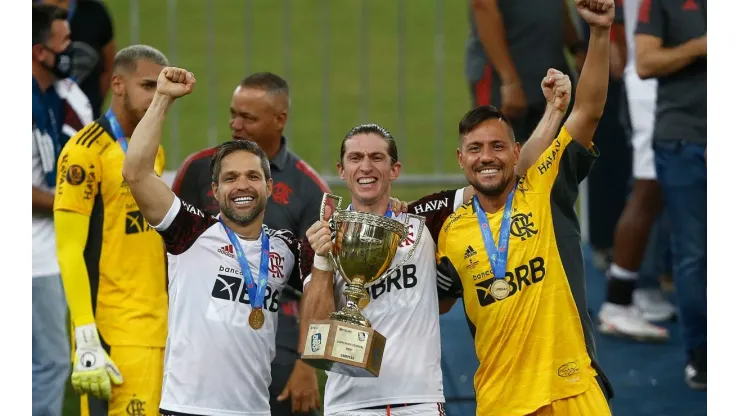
left=211, top=150, right=273, bottom=226
left=458, top=118, right=520, bottom=197
left=338, top=132, right=401, bottom=207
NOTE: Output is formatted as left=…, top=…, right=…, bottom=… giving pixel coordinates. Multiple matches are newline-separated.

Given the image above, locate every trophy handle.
left=377, top=213, right=427, bottom=281
left=319, top=193, right=348, bottom=284
left=319, top=193, right=343, bottom=222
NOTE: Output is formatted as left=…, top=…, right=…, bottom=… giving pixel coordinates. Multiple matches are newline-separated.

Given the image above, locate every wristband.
left=75, top=323, right=101, bottom=348
left=313, top=254, right=334, bottom=272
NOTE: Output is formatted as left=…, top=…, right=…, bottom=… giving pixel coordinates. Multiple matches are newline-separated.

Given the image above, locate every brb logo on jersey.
left=474, top=257, right=546, bottom=306
left=207, top=265, right=281, bottom=327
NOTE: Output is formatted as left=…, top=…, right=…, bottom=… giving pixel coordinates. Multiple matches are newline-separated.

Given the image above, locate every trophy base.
left=301, top=319, right=386, bottom=378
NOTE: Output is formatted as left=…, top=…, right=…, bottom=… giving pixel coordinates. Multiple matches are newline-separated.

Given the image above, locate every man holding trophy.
left=299, top=123, right=451, bottom=416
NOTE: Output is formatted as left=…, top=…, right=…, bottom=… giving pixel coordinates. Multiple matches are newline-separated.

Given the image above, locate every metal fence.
left=123, top=0, right=466, bottom=187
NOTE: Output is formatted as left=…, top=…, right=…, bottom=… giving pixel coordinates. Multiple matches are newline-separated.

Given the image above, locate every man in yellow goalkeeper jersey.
left=54, top=44, right=170, bottom=416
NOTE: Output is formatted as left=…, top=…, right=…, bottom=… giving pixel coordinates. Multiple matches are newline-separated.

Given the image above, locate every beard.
left=219, top=194, right=267, bottom=226
left=469, top=171, right=515, bottom=197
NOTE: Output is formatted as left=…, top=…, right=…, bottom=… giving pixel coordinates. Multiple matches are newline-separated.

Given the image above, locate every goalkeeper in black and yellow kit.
left=54, top=45, right=170, bottom=416
left=436, top=1, right=616, bottom=415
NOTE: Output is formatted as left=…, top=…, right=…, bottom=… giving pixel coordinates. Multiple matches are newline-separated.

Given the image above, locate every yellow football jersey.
left=55, top=117, right=168, bottom=347
left=437, top=127, right=611, bottom=415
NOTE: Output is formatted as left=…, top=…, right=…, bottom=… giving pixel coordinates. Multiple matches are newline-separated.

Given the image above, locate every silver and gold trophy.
left=301, top=193, right=424, bottom=377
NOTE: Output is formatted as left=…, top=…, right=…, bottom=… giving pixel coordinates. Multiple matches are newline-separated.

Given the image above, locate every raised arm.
left=122, top=67, right=196, bottom=226
left=634, top=0, right=706, bottom=80
left=471, top=0, right=526, bottom=118
left=564, top=0, right=616, bottom=148
left=515, top=69, right=572, bottom=176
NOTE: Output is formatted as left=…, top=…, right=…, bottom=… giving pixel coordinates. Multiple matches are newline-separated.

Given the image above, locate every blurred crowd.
left=32, top=0, right=706, bottom=415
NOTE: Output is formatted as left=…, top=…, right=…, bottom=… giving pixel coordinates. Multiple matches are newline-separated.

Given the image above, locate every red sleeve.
left=636, top=0, right=664, bottom=38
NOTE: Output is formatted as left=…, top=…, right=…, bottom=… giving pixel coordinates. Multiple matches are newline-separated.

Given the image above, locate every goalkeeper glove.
left=71, top=324, right=124, bottom=400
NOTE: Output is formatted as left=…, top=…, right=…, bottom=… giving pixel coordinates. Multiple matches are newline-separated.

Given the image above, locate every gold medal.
left=249, top=308, right=265, bottom=330
left=491, top=279, right=510, bottom=300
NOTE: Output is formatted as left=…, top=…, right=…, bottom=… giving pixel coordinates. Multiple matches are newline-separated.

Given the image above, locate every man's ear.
left=389, top=161, right=401, bottom=181
left=211, top=181, right=218, bottom=199
left=337, top=161, right=345, bottom=180
left=111, top=72, right=126, bottom=97
left=457, top=148, right=463, bottom=170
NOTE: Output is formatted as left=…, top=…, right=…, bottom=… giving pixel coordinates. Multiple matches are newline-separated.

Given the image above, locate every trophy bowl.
left=301, top=194, right=425, bottom=377
left=328, top=210, right=407, bottom=327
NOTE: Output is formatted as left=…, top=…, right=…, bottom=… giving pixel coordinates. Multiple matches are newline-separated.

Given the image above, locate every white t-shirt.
left=32, top=79, right=93, bottom=278
left=303, top=190, right=465, bottom=414
left=32, top=126, right=59, bottom=278
left=622, top=0, right=657, bottom=101
left=154, top=196, right=302, bottom=416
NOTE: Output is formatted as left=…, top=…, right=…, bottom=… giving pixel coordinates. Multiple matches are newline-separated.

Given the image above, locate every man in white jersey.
left=300, top=124, right=450, bottom=416
left=121, top=67, right=311, bottom=416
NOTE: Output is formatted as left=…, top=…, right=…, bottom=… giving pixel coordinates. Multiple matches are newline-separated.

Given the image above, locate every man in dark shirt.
left=41, top=0, right=116, bottom=118
left=172, top=72, right=326, bottom=415
left=635, top=0, right=707, bottom=391
left=466, top=0, right=584, bottom=143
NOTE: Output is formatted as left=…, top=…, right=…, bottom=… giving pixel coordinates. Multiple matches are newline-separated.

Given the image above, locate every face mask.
left=43, top=45, right=74, bottom=79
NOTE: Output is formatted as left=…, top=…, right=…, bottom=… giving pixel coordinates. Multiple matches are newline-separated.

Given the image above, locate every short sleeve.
left=435, top=222, right=463, bottom=299
left=614, top=0, right=624, bottom=25
left=54, top=142, right=101, bottom=216
left=524, top=127, right=597, bottom=193
left=636, top=0, right=664, bottom=39
left=152, top=196, right=217, bottom=255
left=408, top=188, right=464, bottom=245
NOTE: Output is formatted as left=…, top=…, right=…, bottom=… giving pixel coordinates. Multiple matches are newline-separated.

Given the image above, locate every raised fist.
left=157, top=67, right=196, bottom=99
left=541, top=69, right=571, bottom=113
left=576, top=0, right=615, bottom=28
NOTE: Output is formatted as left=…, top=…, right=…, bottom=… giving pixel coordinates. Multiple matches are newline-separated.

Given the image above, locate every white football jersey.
left=303, top=189, right=465, bottom=414
left=153, top=196, right=302, bottom=416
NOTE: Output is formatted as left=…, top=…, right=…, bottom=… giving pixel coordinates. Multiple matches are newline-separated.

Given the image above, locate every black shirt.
left=636, top=0, right=707, bottom=144
left=465, top=0, right=571, bottom=106
left=70, top=0, right=114, bottom=119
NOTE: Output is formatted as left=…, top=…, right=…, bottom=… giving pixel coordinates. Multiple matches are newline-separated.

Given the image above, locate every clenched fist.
left=541, top=69, right=571, bottom=113
left=157, top=67, right=196, bottom=99
left=576, top=0, right=615, bottom=28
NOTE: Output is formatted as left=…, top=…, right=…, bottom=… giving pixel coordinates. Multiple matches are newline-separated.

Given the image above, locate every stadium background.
left=60, top=1, right=707, bottom=415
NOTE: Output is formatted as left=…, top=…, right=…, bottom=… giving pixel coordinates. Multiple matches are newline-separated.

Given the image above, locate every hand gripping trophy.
left=301, top=194, right=424, bottom=377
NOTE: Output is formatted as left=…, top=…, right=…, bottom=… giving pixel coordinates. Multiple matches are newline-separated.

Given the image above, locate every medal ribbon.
left=220, top=220, right=270, bottom=311
left=105, top=108, right=129, bottom=154
left=348, top=202, right=393, bottom=218
left=472, top=186, right=516, bottom=280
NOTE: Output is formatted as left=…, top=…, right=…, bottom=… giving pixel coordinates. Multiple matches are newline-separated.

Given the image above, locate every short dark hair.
left=113, top=44, right=169, bottom=74
left=210, top=140, right=272, bottom=183
left=32, top=5, right=67, bottom=46
left=458, top=105, right=516, bottom=142
left=239, top=72, right=290, bottom=105
left=340, top=123, right=399, bottom=165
